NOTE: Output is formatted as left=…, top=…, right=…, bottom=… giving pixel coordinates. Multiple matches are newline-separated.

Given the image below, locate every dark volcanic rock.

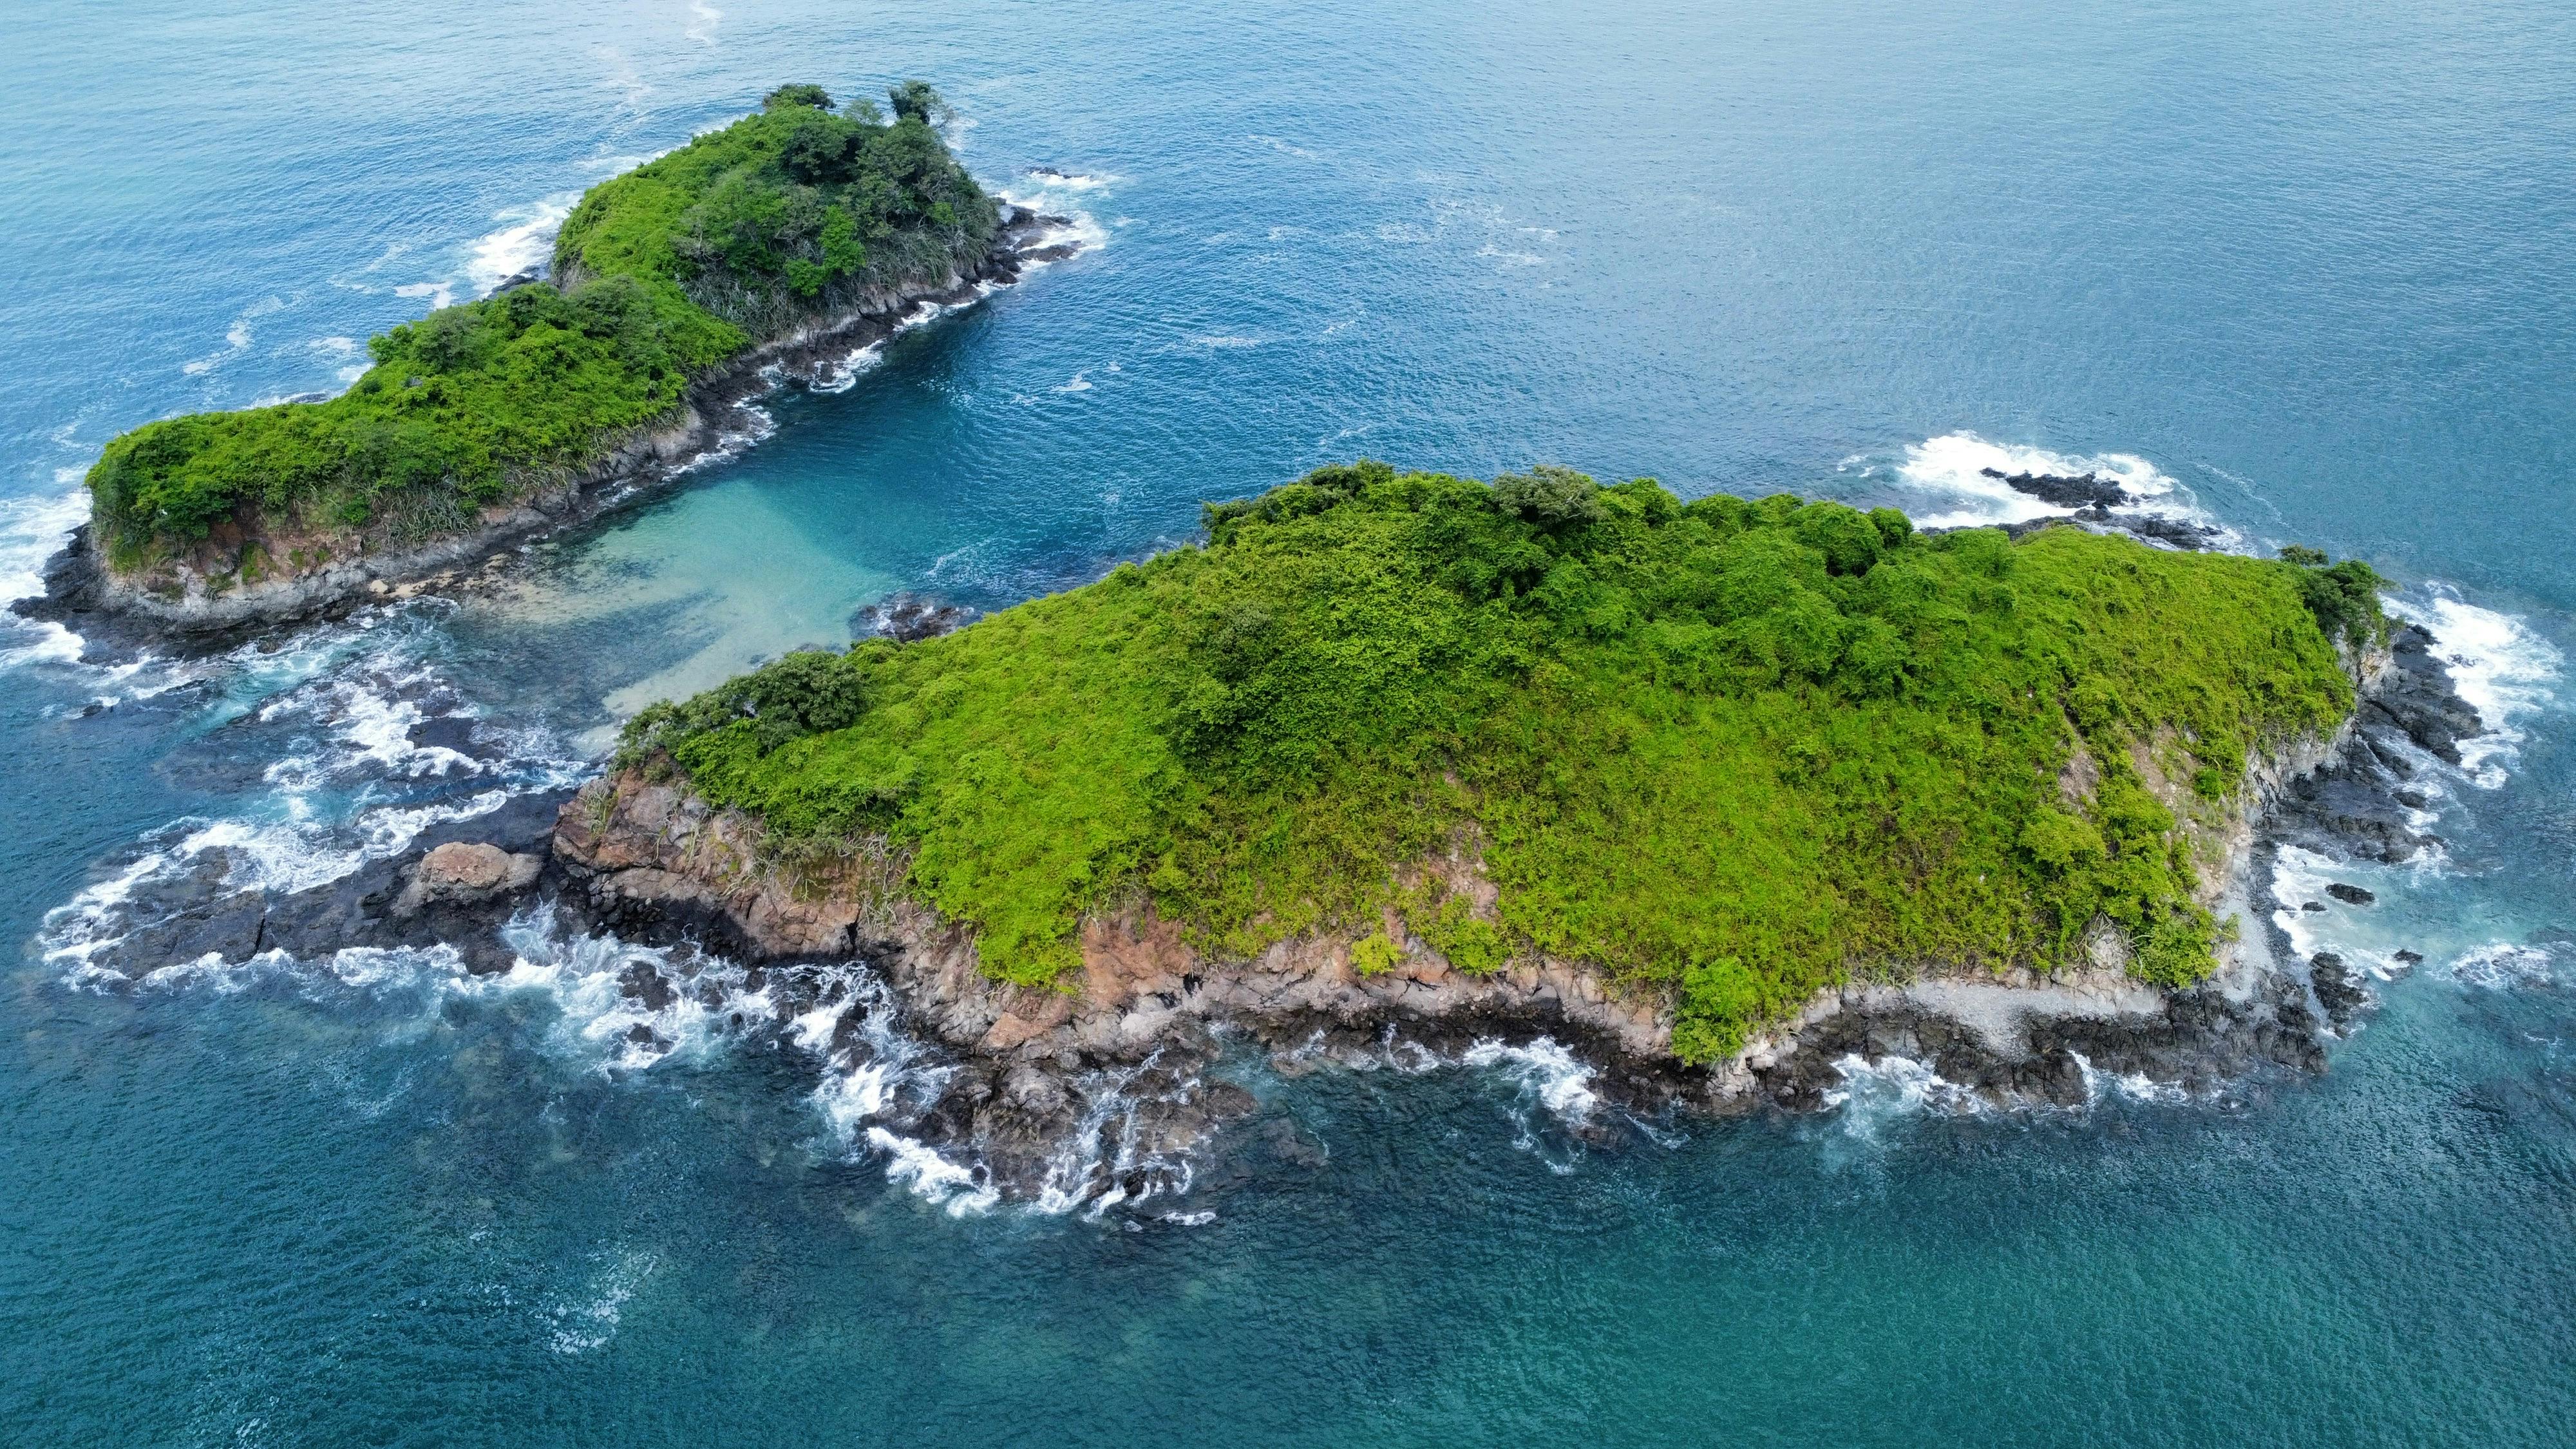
left=853, top=593, right=978, bottom=643
left=1981, top=467, right=2128, bottom=509
left=2114, top=513, right=2223, bottom=549
left=78, top=787, right=578, bottom=981
left=2308, top=952, right=2371, bottom=1028
left=2269, top=623, right=2479, bottom=862
left=2325, top=882, right=2376, bottom=906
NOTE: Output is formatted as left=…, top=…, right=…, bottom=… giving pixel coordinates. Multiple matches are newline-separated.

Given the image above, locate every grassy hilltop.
left=625, top=463, right=2387, bottom=1062
left=86, top=82, right=995, bottom=570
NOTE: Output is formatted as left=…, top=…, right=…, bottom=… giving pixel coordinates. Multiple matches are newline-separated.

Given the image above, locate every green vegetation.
left=625, top=464, right=2380, bottom=1063
left=88, top=83, right=995, bottom=564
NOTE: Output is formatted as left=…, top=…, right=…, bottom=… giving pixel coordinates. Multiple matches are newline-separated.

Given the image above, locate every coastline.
left=59, top=607, right=2485, bottom=1204
left=12, top=204, right=1085, bottom=654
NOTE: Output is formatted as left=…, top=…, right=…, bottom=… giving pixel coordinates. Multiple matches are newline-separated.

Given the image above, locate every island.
left=71, top=460, right=2477, bottom=1201
left=26, top=82, right=1071, bottom=636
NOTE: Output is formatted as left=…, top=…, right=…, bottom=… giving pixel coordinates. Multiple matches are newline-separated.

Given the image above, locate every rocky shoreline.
left=59, top=614, right=2486, bottom=1204
left=12, top=204, right=1083, bottom=654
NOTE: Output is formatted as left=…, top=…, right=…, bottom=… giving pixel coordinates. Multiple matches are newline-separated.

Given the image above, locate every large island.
left=26, top=82, right=1070, bottom=636
left=69, top=460, right=2475, bottom=1201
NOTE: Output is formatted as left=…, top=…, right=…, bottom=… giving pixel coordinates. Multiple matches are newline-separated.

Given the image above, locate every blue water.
left=6, top=1, right=2575, bottom=1443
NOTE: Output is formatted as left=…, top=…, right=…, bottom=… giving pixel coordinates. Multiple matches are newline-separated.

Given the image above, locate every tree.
left=887, top=80, right=949, bottom=126
left=764, top=83, right=833, bottom=112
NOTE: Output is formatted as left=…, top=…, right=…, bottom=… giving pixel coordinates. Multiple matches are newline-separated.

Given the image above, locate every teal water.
left=5, top=1, right=2575, bottom=1444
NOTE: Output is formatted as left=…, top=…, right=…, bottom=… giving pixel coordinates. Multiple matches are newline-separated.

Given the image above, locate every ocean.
left=3, top=1, right=2571, bottom=1443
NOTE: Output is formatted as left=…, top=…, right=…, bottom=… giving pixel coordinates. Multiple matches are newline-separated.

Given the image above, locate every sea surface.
left=5, top=1, right=2574, bottom=1444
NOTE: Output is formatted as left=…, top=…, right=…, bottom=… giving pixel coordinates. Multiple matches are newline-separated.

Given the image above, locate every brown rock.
left=422, top=842, right=513, bottom=892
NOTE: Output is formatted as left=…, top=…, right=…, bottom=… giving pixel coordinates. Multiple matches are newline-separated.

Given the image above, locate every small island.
left=32, top=82, right=1067, bottom=635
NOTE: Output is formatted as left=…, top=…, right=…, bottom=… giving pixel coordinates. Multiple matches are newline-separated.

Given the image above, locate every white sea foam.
left=37, top=616, right=586, bottom=968
left=1025, top=1055, right=1208, bottom=1218
left=869, top=1128, right=1000, bottom=1216
left=2386, top=587, right=2562, bottom=789
left=1875, top=433, right=2195, bottom=531
left=466, top=193, right=577, bottom=296
left=1461, top=1037, right=1598, bottom=1120
left=0, top=489, right=90, bottom=631
left=997, top=171, right=1113, bottom=260
left=2448, top=943, right=2555, bottom=990
left=670, top=398, right=777, bottom=474
left=1853, top=431, right=2211, bottom=535
left=683, top=0, right=721, bottom=45
left=2069, top=1052, right=2188, bottom=1106
left=1821, top=1053, right=1983, bottom=1139
left=181, top=298, right=281, bottom=376
left=393, top=280, right=456, bottom=311
left=1461, top=1036, right=1599, bottom=1172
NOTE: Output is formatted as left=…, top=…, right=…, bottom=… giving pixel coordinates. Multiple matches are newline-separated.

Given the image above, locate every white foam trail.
left=180, top=298, right=281, bottom=376
left=393, top=280, right=456, bottom=311
left=683, top=0, right=721, bottom=45
left=2387, top=588, right=2562, bottom=789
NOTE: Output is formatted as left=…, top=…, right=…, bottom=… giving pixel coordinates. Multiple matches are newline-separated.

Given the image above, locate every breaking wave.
left=2387, top=587, right=2562, bottom=789
left=0, top=489, right=90, bottom=672
left=1846, top=430, right=2221, bottom=538
left=466, top=193, right=577, bottom=296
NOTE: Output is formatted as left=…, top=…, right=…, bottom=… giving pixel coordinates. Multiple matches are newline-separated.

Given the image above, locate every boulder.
left=395, top=841, right=541, bottom=913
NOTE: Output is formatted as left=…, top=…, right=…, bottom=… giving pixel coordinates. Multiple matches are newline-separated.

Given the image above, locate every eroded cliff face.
left=551, top=770, right=1680, bottom=1076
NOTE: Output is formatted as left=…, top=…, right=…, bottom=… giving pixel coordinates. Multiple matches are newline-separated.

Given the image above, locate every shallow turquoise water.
left=4, top=2, right=2573, bottom=1444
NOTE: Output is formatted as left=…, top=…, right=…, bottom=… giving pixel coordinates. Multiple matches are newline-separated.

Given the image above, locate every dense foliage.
left=89, top=83, right=994, bottom=564
left=627, top=465, right=2377, bottom=1063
